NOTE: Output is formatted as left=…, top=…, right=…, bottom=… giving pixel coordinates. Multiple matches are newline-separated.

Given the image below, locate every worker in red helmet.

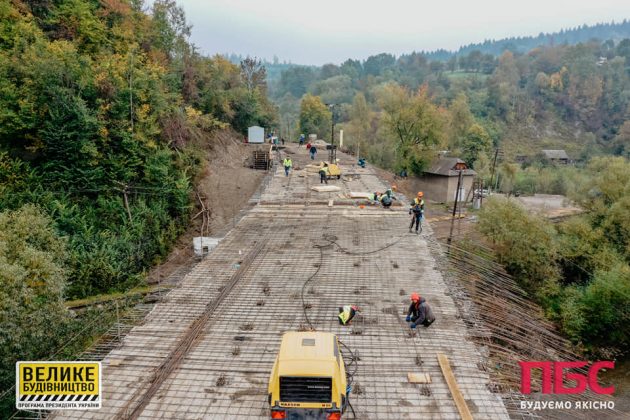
left=338, top=305, right=360, bottom=325
left=405, top=293, right=435, bottom=328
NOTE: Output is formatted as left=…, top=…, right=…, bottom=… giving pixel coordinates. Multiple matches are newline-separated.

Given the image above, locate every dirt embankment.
left=147, top=129, right=265, bottom=285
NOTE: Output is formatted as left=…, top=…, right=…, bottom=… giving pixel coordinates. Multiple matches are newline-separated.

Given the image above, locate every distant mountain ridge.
left=423, top=20, right=630, bottom=60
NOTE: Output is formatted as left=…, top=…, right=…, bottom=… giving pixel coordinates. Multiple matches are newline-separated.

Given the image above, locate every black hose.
left=300, top=231, right=405, bottom=419
left=321, top=233, right=408, bottom=256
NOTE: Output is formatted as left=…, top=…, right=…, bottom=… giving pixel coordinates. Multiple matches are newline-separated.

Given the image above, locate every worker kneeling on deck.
left=338, top=305, right=359, bottom=325
left=406, top=293, right=435, bottom=328
left=379, top=187, right=397, bottom=208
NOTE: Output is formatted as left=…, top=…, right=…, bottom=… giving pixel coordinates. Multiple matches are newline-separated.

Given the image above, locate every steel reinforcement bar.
left=120, top=240, right=267, bottom=419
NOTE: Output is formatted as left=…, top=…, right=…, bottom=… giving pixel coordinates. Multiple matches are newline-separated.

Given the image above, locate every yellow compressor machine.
left=268, top=331, right=347, bottom=419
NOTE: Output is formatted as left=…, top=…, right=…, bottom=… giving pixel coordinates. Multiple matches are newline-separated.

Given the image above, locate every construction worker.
left=299, top=134, right=305, bottom=146
left=310, top=145, right=317, bottom=160
left=406, top=293, right=435, bottom=328
left=319, top=162, right=329, bottom=184
left=366, top=192, right=379, bottom=203
left=387, top=185, right=398, bottom=197
left=409, top=192, right=424, bottom=233
left=379, top=185, right=397, bottom=208
left=338, top=305, right=360, bottom=325
left=358, top=158, right=366, bottom=168
left=379, top=193, right=393, bottom=208
left=283, top=157, right=292, bottom=176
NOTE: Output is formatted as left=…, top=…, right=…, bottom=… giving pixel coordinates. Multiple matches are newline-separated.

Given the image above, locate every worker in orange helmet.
left=338, top=305, right=360, bottom=325
left=405, top=293, right=435, bottom=328
left=409, top=192, right=425, bottom=233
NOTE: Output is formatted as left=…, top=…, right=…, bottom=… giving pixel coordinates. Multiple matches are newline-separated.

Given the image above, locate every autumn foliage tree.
left=379, top=84, right=446, bottom=174
left=298, top=94, right=331, bottom=140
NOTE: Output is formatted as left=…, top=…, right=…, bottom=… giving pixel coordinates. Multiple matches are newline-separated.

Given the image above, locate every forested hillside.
left=425, top=20, right=630, bottom=60
left=271, top=35, right=630, bottom=173
left=269, top=24, right=630, bottom=355
left=0, top=0, right=275, bottom=404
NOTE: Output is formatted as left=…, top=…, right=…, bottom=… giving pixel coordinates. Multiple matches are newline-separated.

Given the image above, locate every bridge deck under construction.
left=58, top=145, right=509, bottom=419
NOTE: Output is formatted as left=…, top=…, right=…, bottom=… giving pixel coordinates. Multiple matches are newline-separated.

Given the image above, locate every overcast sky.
left=169, top=0, right=630, bottom=65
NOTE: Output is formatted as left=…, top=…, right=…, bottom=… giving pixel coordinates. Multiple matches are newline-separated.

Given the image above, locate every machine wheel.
left=337, top=175, right=341, bottom=179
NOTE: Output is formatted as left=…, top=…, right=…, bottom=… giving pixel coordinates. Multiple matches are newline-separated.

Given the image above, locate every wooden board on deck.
left=437, top=353, right=473, bottom=420
left=349, top=191, right=373, bottom=199
left=311, top=186, right=341, bottom=192
left=407, top=372, right=431, bottom=384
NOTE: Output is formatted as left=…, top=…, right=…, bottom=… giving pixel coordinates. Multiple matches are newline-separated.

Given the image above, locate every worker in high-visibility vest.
left=319, top=162, right=329, bottom=184
left=409, top=192, right=425, bottom=233
left=338, top=305, right=360, bottom=325
left=283, top=157, right=292, bottom=176
left=367, top=191, right=381, bottom=203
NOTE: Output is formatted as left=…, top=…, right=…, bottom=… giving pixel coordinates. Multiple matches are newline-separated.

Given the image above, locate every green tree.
left=477, top=196, right=560, bottom=293
left=499, top=162, right=519, bottom=195
left=311, top=75, right=355, bottom=105
left=278, top=66, right=316, bottom=98
left=150, top=0, right=191, bottom=60
left=240, top=57, right=267, bottom=93
left=611, top=120, right=630, bottom=157
left=379, top=84, right=446, bottom=174
left=487, top=51, right=520, bottom=120
left=345, top=92, right=371, bottom=157
left=364, top=53, right=395, bottom=76
left=575, top=264, right=630, bottom=349
left=461, top=123, right=491, bottom=167
left=0, top=205, right=69, bottom=391
left=298, top=94, right=331, bottom=139
left=448, top=93, right=474, bottom=151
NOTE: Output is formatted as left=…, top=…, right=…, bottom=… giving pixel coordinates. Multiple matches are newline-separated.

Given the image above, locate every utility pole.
left=115, top=181, right=133, bottom=223
left=447, top=170, right=464, bottom=246
left=489, top=148, right=499, bottom=193
left=327, top=104, right=337, bottom=163
left=129, top=52, right=134, bottom=134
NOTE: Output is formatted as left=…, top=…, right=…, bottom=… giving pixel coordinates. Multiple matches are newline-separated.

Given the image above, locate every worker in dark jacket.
left=379, top=186, right=397, bottom=208
left=338, top=305, right=360, bottom=325
left=406, top=293, right=435, bottom=328
left=379, top=194, right=393, bottom=208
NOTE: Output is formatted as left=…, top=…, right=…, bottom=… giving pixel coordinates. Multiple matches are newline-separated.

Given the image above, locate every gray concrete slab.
left=56, top=145, right=509, bottom=419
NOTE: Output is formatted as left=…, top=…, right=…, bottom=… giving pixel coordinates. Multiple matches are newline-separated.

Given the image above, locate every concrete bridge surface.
left=57, top=144, right=509, bottom=419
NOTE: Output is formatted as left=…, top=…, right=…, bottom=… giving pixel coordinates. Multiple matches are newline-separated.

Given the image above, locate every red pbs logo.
left=519, top=361, right=615, bottom=395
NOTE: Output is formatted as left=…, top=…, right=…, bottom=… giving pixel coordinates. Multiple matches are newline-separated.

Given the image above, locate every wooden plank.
left=311, top=186, right=341, bottom=192
left=407, top=372, right=431, bottom=384
left=437, top=353, right=474, bottom=420
left=349, top=191, right=373, bottom=199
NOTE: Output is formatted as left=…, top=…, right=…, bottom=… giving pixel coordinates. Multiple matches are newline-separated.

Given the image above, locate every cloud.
left=171, top=0, right=630, bottom=64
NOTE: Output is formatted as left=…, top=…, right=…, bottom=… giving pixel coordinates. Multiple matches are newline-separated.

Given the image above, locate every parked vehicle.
left=268, top=332, right=347, bottom=419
